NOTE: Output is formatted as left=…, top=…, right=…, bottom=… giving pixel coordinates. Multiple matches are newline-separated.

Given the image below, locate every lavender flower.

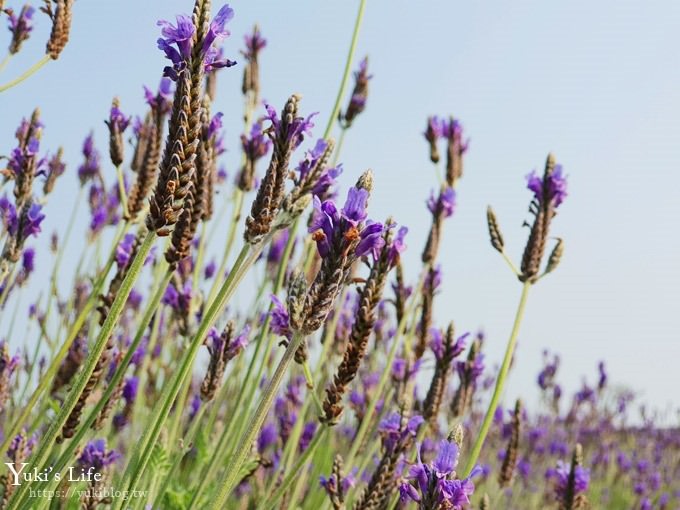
left=105, top=98, right=131, bottom=167
left=399, top=439, right=481, bottom=509
left=115, top=233, right=136, bottom=269
left=78, top=133, right=101, bottom=185
left=157, top=4, right=236, bottom=81
left=269, top=294, right=291, bottom=340
left=427, top=186, right=455, bottom=218
left=340, top=56, right=372, bottom=128
left=77, top=439, right=120, bottom=471
left=526, top=164, right=568, bottom=208
left=144, top=78, right=174, bottom=114
left=7, top=5, right=34, bottom=54
left=309, top=187, right=384, bottom=260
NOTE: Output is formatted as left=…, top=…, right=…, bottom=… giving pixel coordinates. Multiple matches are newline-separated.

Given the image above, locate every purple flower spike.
left=77, top=439, right=120, bottom=471
left=202, top=5, right=234, bottom=54
left=0, top=196, right=18, bottom=236
left=427, top=186, right=456, bottom=218
left=309, top=186, right=383, bottom=260
left=22, top=204, right=45, bottom=239
left=387, top=225, right=408, bottom=267
left=108, top=104, right=131, bottom=133
left=432, top=440, right=459, bottom=476
left=526, top=164, right=568, bottom=207
left=157, top=15, right=195, bottom=62
left=115, top=233, right=136, bottom=269
left=264, top=103, right=316, bottom=150
left=7, top=5, right=35, bottom=54
left=78, top=133, right=101, bottom=185
left=122, top=376, right=139, bottom=402
left=243, top=25, right=267, bottom=56
left=269, top=295, right=291, bottom=340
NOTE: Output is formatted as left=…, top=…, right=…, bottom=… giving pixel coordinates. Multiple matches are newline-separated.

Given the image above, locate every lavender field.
left=0, top=1, right=678, bottom=509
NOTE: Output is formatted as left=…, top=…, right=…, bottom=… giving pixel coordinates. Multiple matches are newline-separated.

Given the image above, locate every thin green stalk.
left=462, top=281, right=531, bottom=477
left=322, top=0, right=368, bottom=140
left=152, top=404, right=207, bottom=508
left=115, top=164, right=129, bottom=218
left=0, top=265, right=17, bottom=307
left=0, top=230, right=122, bottom=457
left=0, top=54, right=50, bottom=92
left=117, top=244, right=257, bottom=507
left=261, top=426, right=328, bottom=510
left=0, top=54, right=11, bottom=73
left=16, top=271, right=173, bottom=510
left=7, top=231, right=156, bottom=509
left=331, top=127, right=347, bottom=166
left=206, top=189, right=245, bottom=306
left=210, top=331, right=307, bottom=509
left=187, top=220, right=300, bottom=508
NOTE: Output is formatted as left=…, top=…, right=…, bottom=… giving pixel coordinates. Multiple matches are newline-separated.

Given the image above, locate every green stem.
left=211, top=331, right=307, bottom=509
left=115, top=164, right=129, bottom=218
left=260, top=426, right=328, bottom=509
left=187, top=221, right=298, bottom=508
left=0, top=226, right=123, bottom=457
left=117, top=244, right=256, bottom=507
left=152, top=404, right=207, bottom=508
left=0, top=53, right=11, bottom=73
left=0, top=54, right=50, bottom=93
left=13, top=271, right=173, bottom=510
left=7, top=231, right=156, bottom=509
left=462, top=281, right=531, bottom=477
left=322, top=0, right=368, bottom=140
left=206, top=189, right=244, bottom=306
left=332, top=127, right=347, bottom=166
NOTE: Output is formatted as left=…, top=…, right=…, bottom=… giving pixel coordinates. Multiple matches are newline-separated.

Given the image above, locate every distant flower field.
left=0, top=1, right=678, bottom=509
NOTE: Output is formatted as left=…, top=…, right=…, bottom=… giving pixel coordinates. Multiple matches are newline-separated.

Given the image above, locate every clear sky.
left=1, top=1, right=679, bottom=417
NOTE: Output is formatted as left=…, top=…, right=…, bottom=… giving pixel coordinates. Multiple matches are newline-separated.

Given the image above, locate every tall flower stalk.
left=463, top=154, right=568, bottom=476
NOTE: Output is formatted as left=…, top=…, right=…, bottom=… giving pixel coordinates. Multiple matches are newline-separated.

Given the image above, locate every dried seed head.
left=320, top=225, right=396, bottom=425
left=562, top=443, right=589, bottom=510
left=146, top=71, right=198, bottom=236
left=340, top=56, right=371, bottom=128
left=423, top=322, right=462, bottom=425
left=355, top=169, right=373, bottom=193
left=486, top=206, right=504, bottom=253
left=43, top=147, right=66, bottom=195
left=452, top=423, right=465, bottom=449
left=498, top=399, right=522, bottom=488
left=287, top=270, right=307, bottom=332
left=43, top=0, right=74, bottom=60
left=545, top=238, right=564, bottom=275
left=245, top=94, right=312, bottom=244
left=104, top=97, right=127, bottom=167
left=241, top=24, right=266, bottom=106
left=451, top=336, right=483, bottom=417
left=127, top=114, right=161, bottom=221
left=200, top=321, right=235, bottom=402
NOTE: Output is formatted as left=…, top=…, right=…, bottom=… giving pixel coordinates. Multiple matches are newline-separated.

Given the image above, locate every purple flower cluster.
left=400, top=439, right=481, bottom=508
left=309, top=187, right=383, bottom=260
left=78, top=133, right=101, bottom=185
left=526, top=165, right=568, bottom=207
left=546, top=460, right=590, bottom=502
left=427, top=186, right=456, bottom=218
left=296, top=139, right=342, bottom=199
left=264, top=102, right=316, bottom=151
left=157, top=4, right=236, bottom=80
left=77, top=439, right=120, bottom=471
left=378, top=412, right=424, bottom=450
left=7, top=5, right=35, bottom=54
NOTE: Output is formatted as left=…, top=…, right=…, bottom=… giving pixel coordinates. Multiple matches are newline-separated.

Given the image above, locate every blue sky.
left=1, top=0, right=679, bottom=416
